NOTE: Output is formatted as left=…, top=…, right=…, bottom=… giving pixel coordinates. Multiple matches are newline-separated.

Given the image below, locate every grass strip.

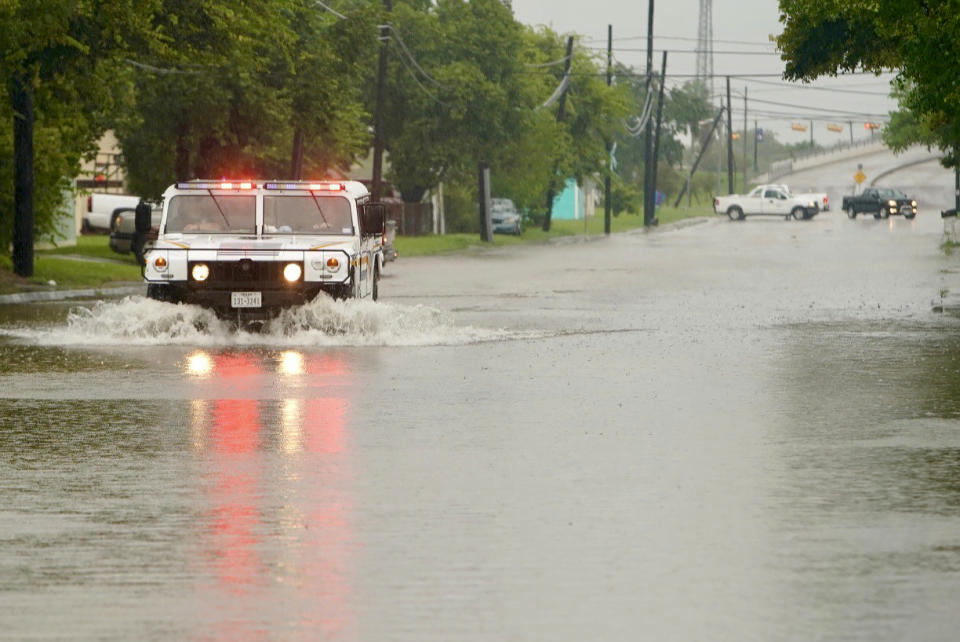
left=396, top=206, right=713, bottom=257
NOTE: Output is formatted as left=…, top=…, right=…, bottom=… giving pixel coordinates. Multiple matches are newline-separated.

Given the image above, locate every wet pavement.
left=3, top=203, right=960, bottom=640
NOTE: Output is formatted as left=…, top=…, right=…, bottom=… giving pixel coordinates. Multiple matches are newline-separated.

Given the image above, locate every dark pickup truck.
left=842, top=187, right=917, bottom=219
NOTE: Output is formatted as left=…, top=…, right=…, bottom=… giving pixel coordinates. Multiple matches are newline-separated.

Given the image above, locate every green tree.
left=117, top=0, right=374, bottom=199
left=0, top=0, right=159, bottom=275
left=777, top=0, right=960, bottom=165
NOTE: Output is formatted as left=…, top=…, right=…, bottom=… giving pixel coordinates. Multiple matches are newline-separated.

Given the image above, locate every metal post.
left=371, top=0, right=393, bottom=203
left=742, top=86, right=748, bottom=190
left=643, top=0, right=656, bottom=226
left=11, top=72, right=34, bottom=277
left=479, top=162, right=493, bottom=242
left=726, top=76, right=733, bottom=194
left=955, top=164, right=959, bottom=212
left=605, top=24, right=612, bottom=235
left=753, top=119, right=758, bottom=173
left=543, top=36, right=575, bottom=232
left=650, top=50, right=667, bottom=224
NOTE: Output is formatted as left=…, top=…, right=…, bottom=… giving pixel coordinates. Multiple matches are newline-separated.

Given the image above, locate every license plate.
left=231, top=291, right=262, bottom=308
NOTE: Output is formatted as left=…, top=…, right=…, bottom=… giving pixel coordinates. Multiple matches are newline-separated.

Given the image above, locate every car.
left=842, top=187, right=917, bottom=219
left=714, top=184, right=820, bottom=221
left=109, top=201, right=161, bottom=264
left=491, top=197, right=522, bottom=234
left=142, top=179, right=385, bottom=320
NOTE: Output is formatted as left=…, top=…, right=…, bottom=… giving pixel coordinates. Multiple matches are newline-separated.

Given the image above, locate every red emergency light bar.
left=176, top=181, right=256, bottom=190
left=263, top=181, right=345, bottom=192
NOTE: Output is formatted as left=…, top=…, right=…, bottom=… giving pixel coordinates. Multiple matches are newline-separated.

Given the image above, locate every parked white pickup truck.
left=714, top=184, right=820, bottom=221
left=83, top=192, right=142, bottom=232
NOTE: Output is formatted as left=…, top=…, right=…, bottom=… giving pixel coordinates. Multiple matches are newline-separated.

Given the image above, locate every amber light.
left=326, top=257, right=339, bottom=268
left=154, top=256, right=167, bottom=270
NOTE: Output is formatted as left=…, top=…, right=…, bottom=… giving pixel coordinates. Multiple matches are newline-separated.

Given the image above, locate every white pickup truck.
left=83, top=192, right=142, bottom=232
left=714, top=184, right=820, bottom=221
left=772, top=184, right=829, bottom=212
left=142, top=179, right=385, bottom=321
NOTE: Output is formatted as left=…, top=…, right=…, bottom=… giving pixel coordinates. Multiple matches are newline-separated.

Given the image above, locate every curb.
left=0, top=284, right=144, bottom=305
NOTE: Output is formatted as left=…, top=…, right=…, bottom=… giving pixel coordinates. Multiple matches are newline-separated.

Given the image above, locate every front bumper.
left=148, top=281, right=332, bottom=318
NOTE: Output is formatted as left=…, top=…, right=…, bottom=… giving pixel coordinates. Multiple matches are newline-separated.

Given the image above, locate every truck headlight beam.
left=283, top=263, right=302, bottom=282
left=191, top=263, right=210, bottom=282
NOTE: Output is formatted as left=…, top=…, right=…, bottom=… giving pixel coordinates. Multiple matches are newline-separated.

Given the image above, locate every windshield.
left=165, top=194, right=256, bottom=234
left=877, top=188, right=906, bottom=199
left=263, top=195, right=354, bottom=235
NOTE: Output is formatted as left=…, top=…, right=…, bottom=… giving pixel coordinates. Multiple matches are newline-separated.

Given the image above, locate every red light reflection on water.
left=188, top=350, right=354, bottom=636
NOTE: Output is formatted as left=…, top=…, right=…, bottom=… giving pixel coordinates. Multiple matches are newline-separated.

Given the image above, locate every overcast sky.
left=509, top=0, right=897, bottom=146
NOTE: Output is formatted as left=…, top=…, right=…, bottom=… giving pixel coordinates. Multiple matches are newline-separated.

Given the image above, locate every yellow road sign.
left=854, top=170, right=866, bottom=184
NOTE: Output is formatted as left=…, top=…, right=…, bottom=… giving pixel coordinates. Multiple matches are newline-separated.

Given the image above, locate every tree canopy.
left=777, top=0, right=960, bottom=165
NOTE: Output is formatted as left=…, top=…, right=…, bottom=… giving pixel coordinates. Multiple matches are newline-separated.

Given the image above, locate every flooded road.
left=3, top=209, right=960, bottom=640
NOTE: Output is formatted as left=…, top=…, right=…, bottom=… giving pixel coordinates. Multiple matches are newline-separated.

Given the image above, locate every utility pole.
left=849, top=120, right=854, bottom=146
left=650, top=50, right=667, bottom=224
left=371, top=0, right=392, bottom=203
left=726, top=76, right=733, bottom=194
left=673, top=107, right=724, bottom=207
left=11, top=72, right=34, bottom=277
left=604, top=24, right=612, bottom=235
left=810, top=120, right=813, bottom=147
left=742, top=86, right=748, bottom=190
left=642, top=0, right=656, bottom=226
left=542, top=36, right=575, bottom=232
left=753, top=119, right=758, bottom=173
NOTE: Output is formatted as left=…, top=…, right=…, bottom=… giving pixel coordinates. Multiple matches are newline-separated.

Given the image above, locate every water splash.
left=1, top=296, right=506, bottom=347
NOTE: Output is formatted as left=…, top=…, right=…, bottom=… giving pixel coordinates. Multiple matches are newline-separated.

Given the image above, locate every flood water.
left=3, top=210, right=960, bottom=640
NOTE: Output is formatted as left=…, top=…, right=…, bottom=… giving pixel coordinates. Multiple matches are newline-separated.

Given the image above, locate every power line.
left=583, top=34, right=775, bottom=47
left=587, top=46, right=782, bottom=56
left=381, top=24, right=445, bottom=88
left=733, top=94, right=891, bottom=118
left=314, top=0, right=347, bottom=20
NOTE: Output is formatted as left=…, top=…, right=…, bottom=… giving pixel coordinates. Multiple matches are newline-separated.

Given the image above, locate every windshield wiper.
left=309, top=193, right=332, bottom=229
left=206, top=189, right=232, bottom=230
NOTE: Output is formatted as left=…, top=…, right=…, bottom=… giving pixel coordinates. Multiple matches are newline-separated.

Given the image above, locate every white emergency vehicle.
left=140, top=180, right=385, bottom=319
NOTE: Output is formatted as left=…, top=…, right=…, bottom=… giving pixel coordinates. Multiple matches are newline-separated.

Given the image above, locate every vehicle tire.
left=905, top=213, right=916, bottom=220
left=727, top=206, right=744, bottom=221
left=146, top=283, right=175, bottom=303
left=874, top=208, right=882, bottom=219
left=791, top=206, right=806, bottom=221
left=372, top=266, right=379, bottom=301
left=846, top=207, right=856, bottom=219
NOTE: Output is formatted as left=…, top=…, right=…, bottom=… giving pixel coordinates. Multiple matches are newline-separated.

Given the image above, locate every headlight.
left=283, top=263, right=302, bottom=282
left=888, top=200, right=897, bottom=206
left=191, top=263, right=209, bottom=281
left=808, top=201, right=815, bottom=208
left=153, top=256, right=167, bottom=270
left=911, top=200, right=917, bottom=206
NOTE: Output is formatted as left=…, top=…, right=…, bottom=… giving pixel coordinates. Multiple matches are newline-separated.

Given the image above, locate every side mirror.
left=361, top=203, right=386, bottom=236
left=135, top=201, right=152, bottom=236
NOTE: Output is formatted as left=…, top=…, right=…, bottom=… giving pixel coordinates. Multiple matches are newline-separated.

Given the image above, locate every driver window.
left=764, top=189, right=778, bottom=199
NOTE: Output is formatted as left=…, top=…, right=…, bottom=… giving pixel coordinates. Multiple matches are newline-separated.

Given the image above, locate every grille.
left=189, top=260, right=297, bottom=289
